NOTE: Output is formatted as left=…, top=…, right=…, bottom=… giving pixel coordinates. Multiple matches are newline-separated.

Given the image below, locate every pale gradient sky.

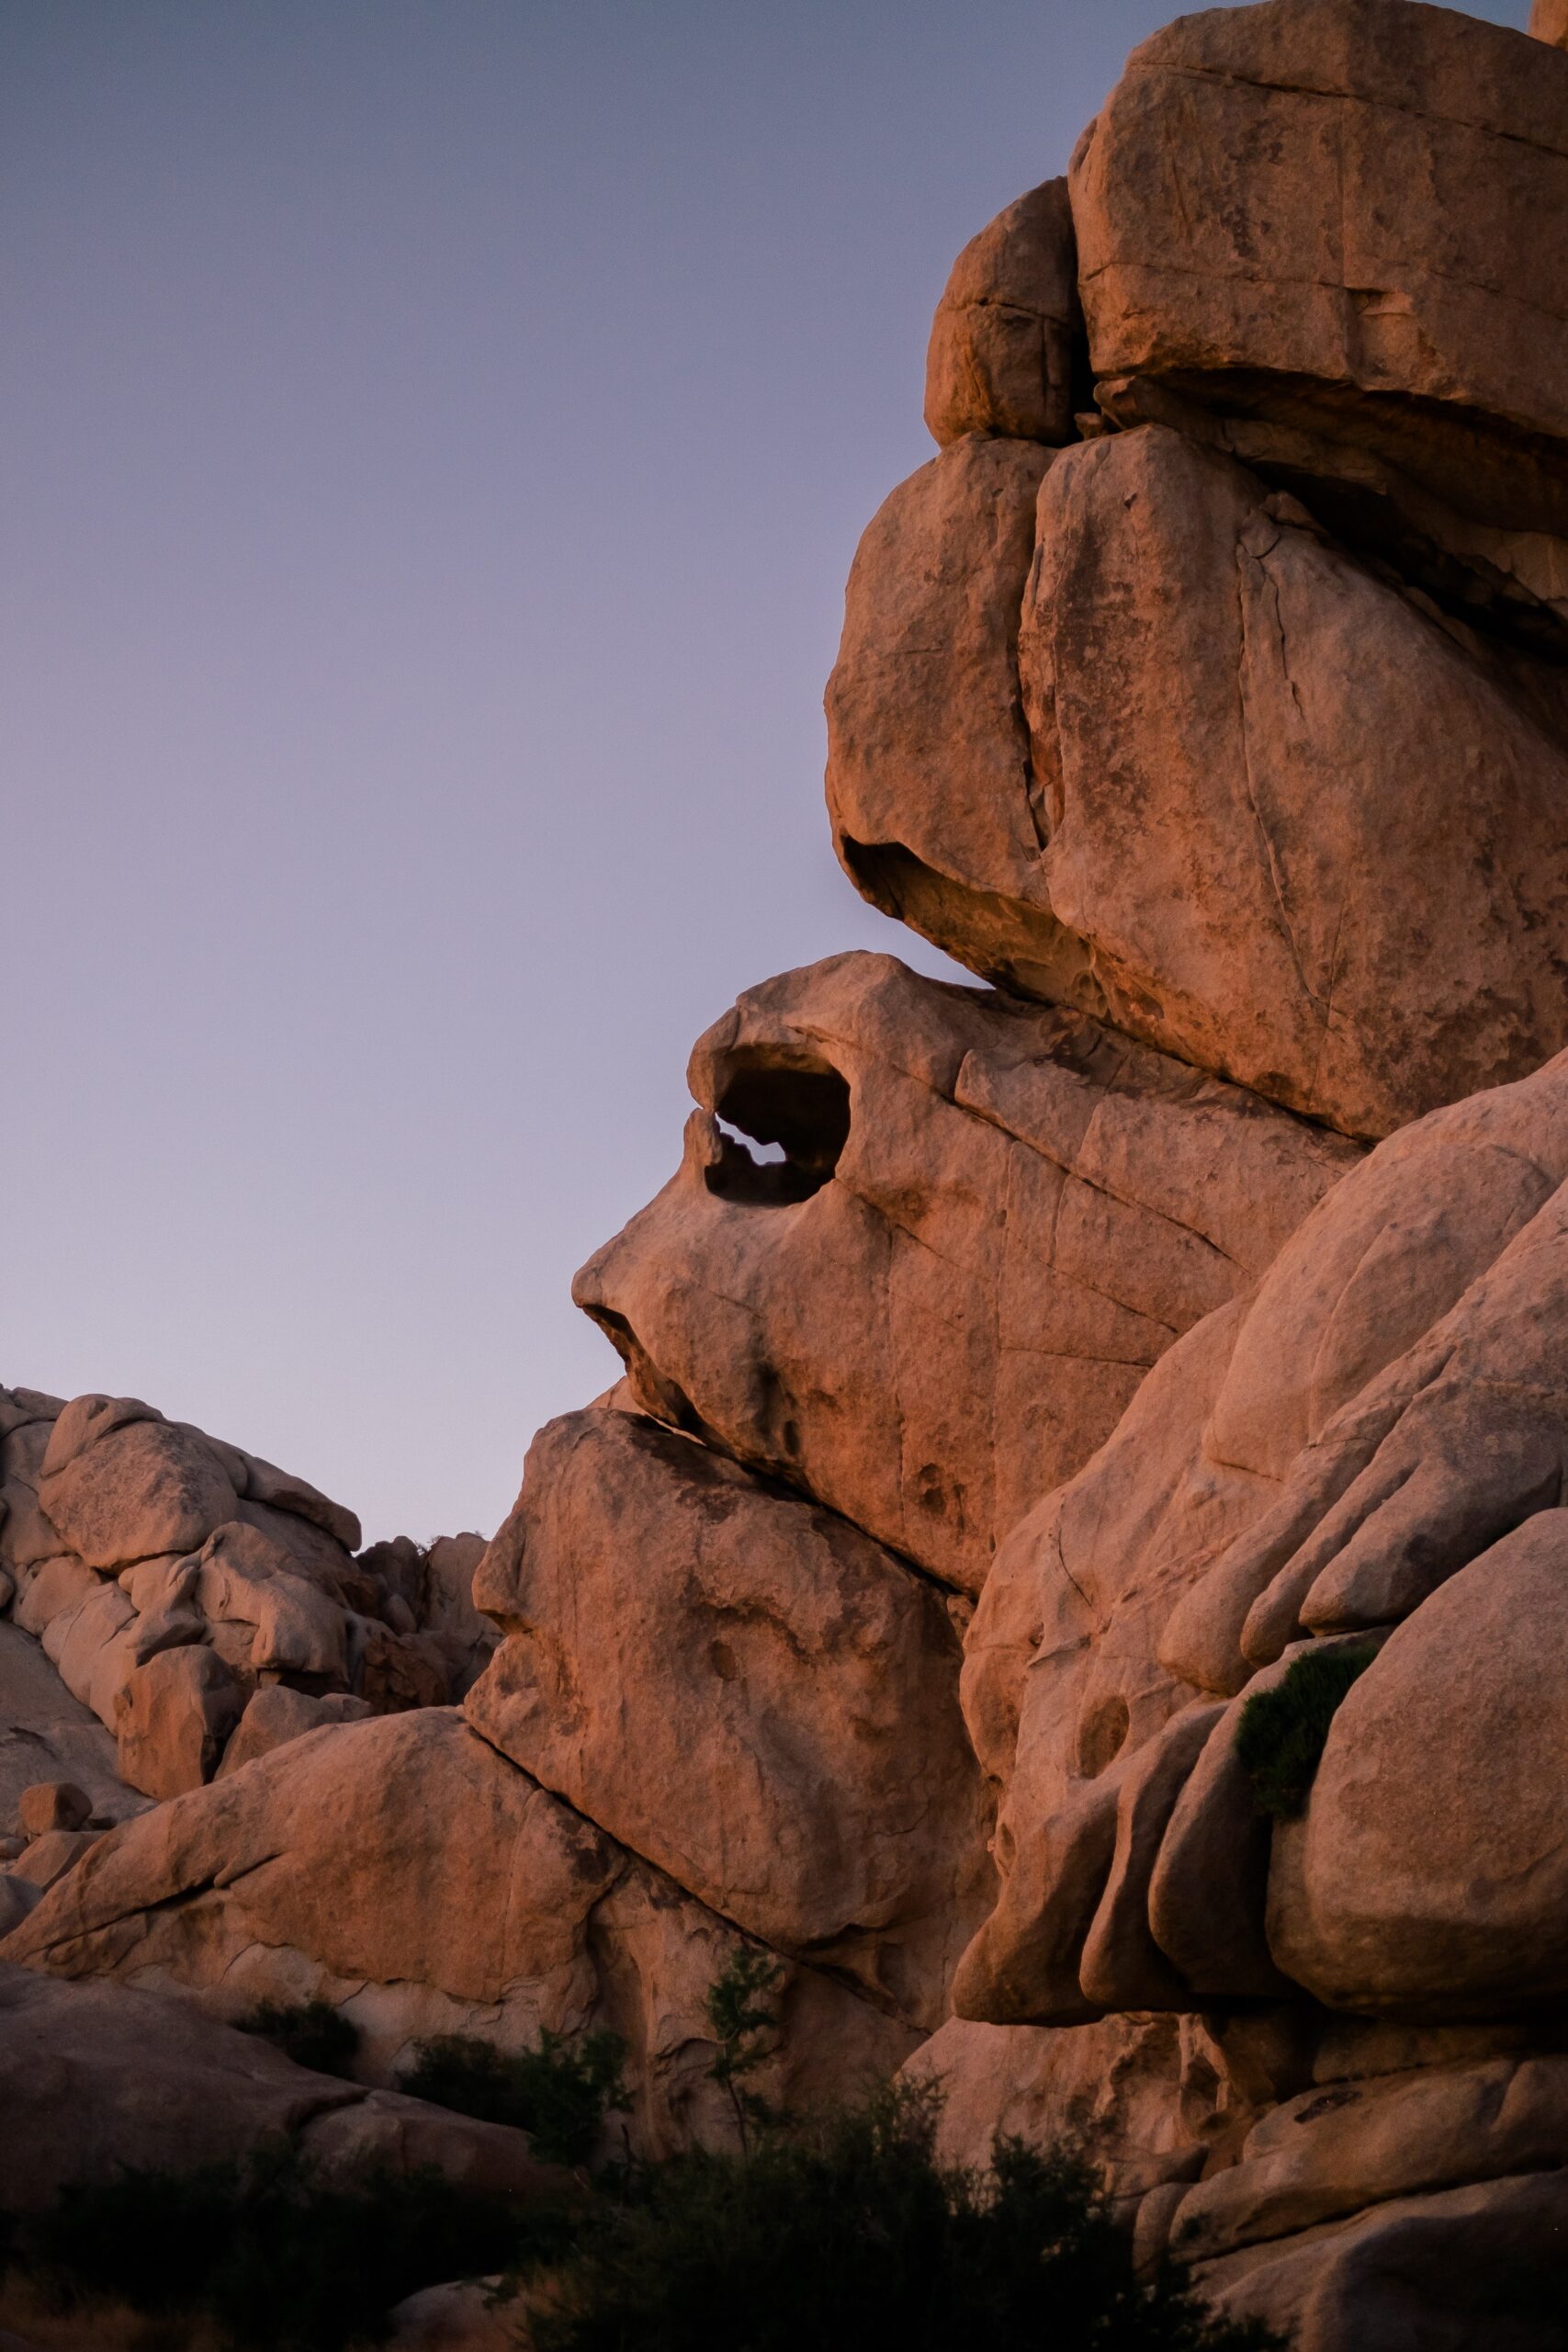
left=5, top=0, right=1529, bottom=1541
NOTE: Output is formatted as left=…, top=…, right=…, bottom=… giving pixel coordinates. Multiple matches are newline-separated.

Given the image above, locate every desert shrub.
left=1235, top=1642, right=1380, bottom=1819
left=4, top=2140, right=570, bottom=2352
left=399, top=2028, right=628, bottom=2167
left=705, top=1947, right=784, bottom=2152
left=3, top=2089, right=1285, bottom=2352
left=238, top=1996, right=362, bottom=2078
left=529, top=2082, right=1282, bottom=2352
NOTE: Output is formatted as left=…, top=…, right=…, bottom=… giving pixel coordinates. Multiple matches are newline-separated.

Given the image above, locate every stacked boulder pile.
left=9, top=1, right=1568, bottom=2343
left=0, top=1383, right=493, bottom=1927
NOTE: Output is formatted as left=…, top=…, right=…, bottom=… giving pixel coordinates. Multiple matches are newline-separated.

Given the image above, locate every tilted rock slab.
left=575, top=952, right=1355, bottom=1592
left=467, top=1403, right=989, bottom=2028
left=1, top=1706, right=917, bottom=2155
left=0, top=1960, right=566, bottom=2212
left=1197, top=2167, right=1568, bottom=2352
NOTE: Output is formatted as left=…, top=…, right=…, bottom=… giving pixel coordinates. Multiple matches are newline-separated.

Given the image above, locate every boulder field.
left=10, top=3, right=1568, bottom=2345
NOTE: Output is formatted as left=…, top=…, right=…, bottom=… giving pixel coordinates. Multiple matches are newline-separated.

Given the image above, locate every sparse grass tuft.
left=1235, top=1642, right=1380, bottom=1819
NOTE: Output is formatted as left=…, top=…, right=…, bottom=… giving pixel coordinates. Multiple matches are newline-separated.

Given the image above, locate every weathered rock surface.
left=10, top=1829, right=103, bottom=1894
left=216, top=1682, right=373, bottom=1778
left=1168, top=2052, right=1568, bottom=2266
left=468, top=1403, right=988, bottom=2026
left=1272, top=1512, right=1568, bottom=2014
left=576, top=951, right=1356, bottom=1591
left=1021, top=426, right=1568, bottom=1136
left=114, top=1644, right=244, bottom=1800
left=1, top=1706, right=917, bottom=2155
left=830, top=410, right=1568, bottom=1139
left=0, top=1623, right=145, bottom=1832
left=1, top=1387, right=490, bottom=1806
left=923, top=178, right=1081, bottom=447
left=1193, top=2170, right=1568, bottom=2352
left=902, top=2014, right=1208, bottom=2201
left=0, top=1961, right=566, bottom=2211
left=957, top=1051, right=1568, bottom=2026
left=1072, top=0, right=1568, bottom=534
left=826, top=437, right=1066, bottom=1000
left=38, top=1396, right=242, bottom=1569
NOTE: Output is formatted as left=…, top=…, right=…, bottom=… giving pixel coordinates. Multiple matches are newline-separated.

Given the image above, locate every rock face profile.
left=9, top=4, right=1568, bottom=2346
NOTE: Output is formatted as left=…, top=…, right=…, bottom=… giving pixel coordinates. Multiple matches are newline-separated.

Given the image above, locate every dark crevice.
left=582, top=1305, right=710, bottom=1441
left=838, top=834, right=1111, bottom=1018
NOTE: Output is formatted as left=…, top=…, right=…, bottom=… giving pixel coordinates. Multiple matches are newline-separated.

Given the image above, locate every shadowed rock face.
left=572, top=951, right=1356, bottom=1592
left=3, top=1706, right=919, bottom=2156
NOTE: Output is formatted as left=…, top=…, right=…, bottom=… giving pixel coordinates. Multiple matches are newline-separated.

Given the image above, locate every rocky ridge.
left=8, top=3, right=1568, bottom=2346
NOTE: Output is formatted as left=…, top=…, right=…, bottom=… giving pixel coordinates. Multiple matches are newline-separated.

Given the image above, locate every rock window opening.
left=705, top=1055, right=851, bottom=1206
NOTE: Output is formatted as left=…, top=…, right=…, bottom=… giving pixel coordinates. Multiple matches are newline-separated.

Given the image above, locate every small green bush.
left=705, top=1947, right=784, bottom=2152
left=238, top=1996, right=362, bottom=2079
left=1235, top=1642, right=1380, bottom=1819
left=529, top=2083, right=1282, bottom=2352
left=5, top=2140, right=568, bottom=2352
left=398, top=2028, right=628, bottom=2168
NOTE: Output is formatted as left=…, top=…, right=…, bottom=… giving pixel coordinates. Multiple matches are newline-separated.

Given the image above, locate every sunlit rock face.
left=829, top=413, right=1568, bottom=1145
left=1073, top=0, right=1568, bottom=529
left=15, top=5, right=1568, bottom=2335
left=573, top=951, right=1354, bottom=1595
left=830, top=0, right=1568, bottom=1145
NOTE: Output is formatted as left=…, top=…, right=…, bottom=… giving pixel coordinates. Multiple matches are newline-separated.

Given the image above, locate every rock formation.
left=8, top=3, right=1568, bottom=2345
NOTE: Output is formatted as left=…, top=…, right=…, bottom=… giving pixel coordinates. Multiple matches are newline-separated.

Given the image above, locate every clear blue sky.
left=4, top=0, right=1530, bottom=1540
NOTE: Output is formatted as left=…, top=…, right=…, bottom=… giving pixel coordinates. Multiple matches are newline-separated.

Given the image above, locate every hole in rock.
left=704, top=1052, right=851, bottom=1207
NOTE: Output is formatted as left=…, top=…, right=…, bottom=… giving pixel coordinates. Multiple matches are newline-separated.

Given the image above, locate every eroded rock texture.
left=9, top=5, right=1568, bottom=2343
left=576, top=951, right=1354, bottom=1591
left=0, top=1382, right=501, bottom=1973
left=1073, top=0, right=1568, bottom=529
left=466, top=1404, right=989, bottom=2027
left=829, top=2, right=1568, bottom=1144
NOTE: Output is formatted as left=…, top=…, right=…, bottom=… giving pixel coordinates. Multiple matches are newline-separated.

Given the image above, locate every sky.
left=4, top=0, right=1532, bottom=1543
